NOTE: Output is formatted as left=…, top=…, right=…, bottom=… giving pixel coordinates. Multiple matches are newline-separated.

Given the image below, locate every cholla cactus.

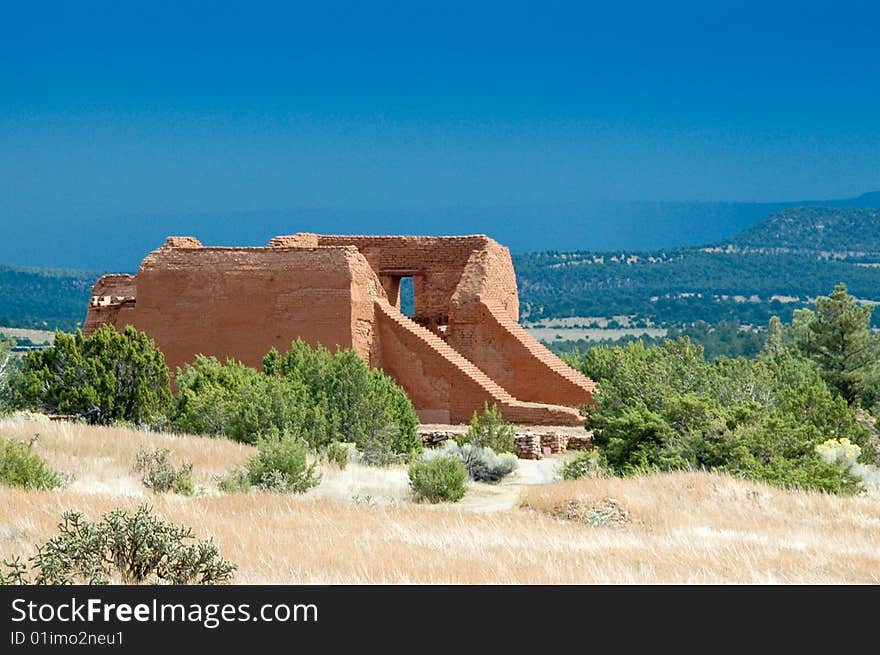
left=815, top=438, right=861, bottom=469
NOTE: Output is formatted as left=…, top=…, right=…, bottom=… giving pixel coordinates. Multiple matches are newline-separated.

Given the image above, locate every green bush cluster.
left=6, top=325, right=171, bottom=425
left=408, top=455, right=468, bottom=503
left=247, top=430, right=321, bottom=493
left=219, top=429, right=321, bottom=494
left=0, top=436, right=61, bottom=490
left=0, top=504, right=235, bottom=585
left=174, top=340, right=421, bottom=459
left=2, top=330, right=421, bottom=467
left=133, top=448, right=195, bottom=496
left=574, top=334, right=873, bottom=494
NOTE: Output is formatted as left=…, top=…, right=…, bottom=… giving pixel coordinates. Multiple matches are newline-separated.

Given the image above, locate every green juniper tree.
left=8, top=325, right=171, bottom=425
left=793, top=284, right=880, bottom=405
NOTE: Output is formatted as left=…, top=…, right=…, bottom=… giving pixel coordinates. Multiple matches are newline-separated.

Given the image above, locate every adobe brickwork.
left=85, top=234, right=595, bottom=425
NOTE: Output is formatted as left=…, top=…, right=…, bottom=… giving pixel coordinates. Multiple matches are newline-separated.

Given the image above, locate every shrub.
left=173, top=356, right=308, bottom=444
left=7, top=325, right=171, bottom=425
left=175, top=342, right=422, bottom=460
left=246, top=430, right=321, bottom=494
left=816, top=438, right=861, bottom=469
left=579, top=337, right=874, bottom=493
left=0, top=504, right=236, bottom=585
left=323, top=441, right=351, bottom=470
left=461, top=445, right=517, bottom=483
left=0, top=436, right=60, bottom=490
left=357, top=423, right=413, bottom=467
left=217, top=467, right=252, bottom=494
left=133, top=449, right=195, bottom=496
left=266, top=341, right=422, bottom=454
left=815, top=437, right=880, bottom=492
left=458, top=403, right=516, bottom=454
left=559, top=450, right=603, bottom=480
left=425, top=441, right=517, bottom=483
left=408, top=455, right=468, bottom=503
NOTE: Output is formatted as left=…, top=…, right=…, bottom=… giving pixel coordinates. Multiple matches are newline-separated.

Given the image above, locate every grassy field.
left=0, top=326, right=55, bottom=344
left=1, top=415, right=879, bottom=584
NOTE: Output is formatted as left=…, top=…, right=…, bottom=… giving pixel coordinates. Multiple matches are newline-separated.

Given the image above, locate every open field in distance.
left=0, top=326, right=55, bottom=344
left=525, top=326, right=666, bottom=342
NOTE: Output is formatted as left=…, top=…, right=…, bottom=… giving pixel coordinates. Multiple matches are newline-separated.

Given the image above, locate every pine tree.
left=795, top=284, right=880, bottom=405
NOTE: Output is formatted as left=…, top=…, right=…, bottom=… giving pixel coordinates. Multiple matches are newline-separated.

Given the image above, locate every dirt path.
left=312, top=457, right=565, bottom=511
left=457, top=459, right=563, bottom=512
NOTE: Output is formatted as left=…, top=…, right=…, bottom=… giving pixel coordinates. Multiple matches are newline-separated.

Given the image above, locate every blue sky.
left=1, top=0, right=879, bottom=226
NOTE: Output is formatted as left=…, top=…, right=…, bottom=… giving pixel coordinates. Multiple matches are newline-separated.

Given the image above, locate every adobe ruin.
left=84, top=234, right=595, bottom=425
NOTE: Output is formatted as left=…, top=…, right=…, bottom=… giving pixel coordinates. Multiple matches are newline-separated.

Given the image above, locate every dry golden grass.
left=0, top=415, right=253, bottom=496
left=2, top=417, right=879, bottom=583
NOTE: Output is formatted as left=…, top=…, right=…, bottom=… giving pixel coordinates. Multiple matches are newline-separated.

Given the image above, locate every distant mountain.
left=514, top=203, right=880, bottom=327
left=722, top=206, right=880, bottom=254
left=4, top=192, right=880, bottom=271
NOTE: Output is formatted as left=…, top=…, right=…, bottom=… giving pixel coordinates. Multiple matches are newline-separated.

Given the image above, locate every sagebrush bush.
left=133, top=448, right=195, bottom=496
left=458, top=403, right=516, bottom=454
left=425, top=442, right=517, bottom=483
left=246, top=430, right=321, bottom=494
left=0, top=504, right=236, bottom=585
left=0, top=436, right=60, bottom=490
left=461, top=445, right=517, bottom=483
left=408, top=455, right=468, bottom=503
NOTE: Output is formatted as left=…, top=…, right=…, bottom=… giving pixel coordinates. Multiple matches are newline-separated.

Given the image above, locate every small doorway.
left=399, top=276, right=415, bottom=317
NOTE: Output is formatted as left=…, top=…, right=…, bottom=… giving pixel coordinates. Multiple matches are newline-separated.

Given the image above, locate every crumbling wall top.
left=268, top=233, right=320, bottom=248
left=162, top=236, right=203, bottom=249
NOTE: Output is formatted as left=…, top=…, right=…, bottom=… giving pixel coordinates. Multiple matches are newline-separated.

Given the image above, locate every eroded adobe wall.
left=316, top=235, right=490, bottom=323
left=84, top=274, right=137, bottom=336
left=87, top=238, right=381, bottom=375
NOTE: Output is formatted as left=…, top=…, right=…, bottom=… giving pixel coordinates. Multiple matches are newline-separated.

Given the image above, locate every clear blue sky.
left=2, top=0, right=879, bottom=225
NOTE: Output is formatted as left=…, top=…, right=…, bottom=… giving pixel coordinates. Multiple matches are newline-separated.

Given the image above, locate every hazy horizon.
left=3, top=2, right=880, bottom=226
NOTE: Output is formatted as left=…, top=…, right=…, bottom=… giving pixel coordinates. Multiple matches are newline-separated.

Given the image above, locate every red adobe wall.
left=86, top=237, right=380, bottom=375
left=84, top=274, right=138, bottom=337
left=84, top=233, right=594, bottom=426
left=316, top=235, right=491, bottom=325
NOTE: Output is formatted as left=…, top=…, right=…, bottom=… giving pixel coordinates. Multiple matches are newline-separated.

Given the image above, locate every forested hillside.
left=0, top=265, right=96, bottom=331
left=515, top=206, right=880, bottom=327
left=725, top=207, right=880, bottom=254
